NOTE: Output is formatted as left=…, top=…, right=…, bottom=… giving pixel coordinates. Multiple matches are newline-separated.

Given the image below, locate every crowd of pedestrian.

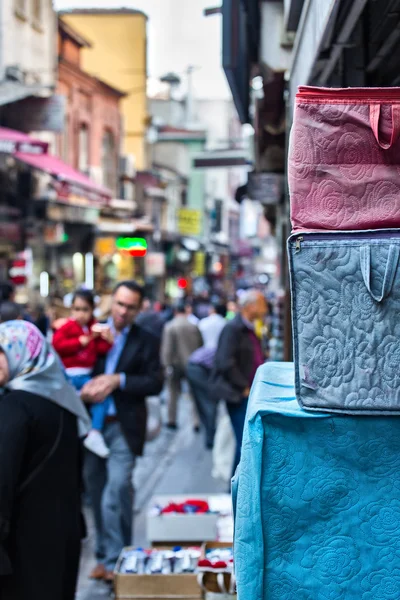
left=0, top=278, right=270, bottom=599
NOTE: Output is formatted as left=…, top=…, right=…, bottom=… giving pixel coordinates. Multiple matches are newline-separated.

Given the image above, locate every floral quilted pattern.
left=289, top=235, right=400, bottom=413
left=289, top=102, right=400, bottom=230
left=233, top=363, right=400, bottom=599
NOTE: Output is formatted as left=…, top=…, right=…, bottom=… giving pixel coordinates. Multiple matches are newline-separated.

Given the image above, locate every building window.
left=63, top=115, right=69, bottom=163
left=78, top=124, right=89, bottom=174
left=15, top=0, right=27, bottom=19
left=32, top=0, right=42, bottom=23
left=102, top=130, right=116, bottom=192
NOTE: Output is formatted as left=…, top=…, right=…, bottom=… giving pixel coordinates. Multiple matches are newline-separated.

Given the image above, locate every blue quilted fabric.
left=288, top=232, right=400, bottom=413
left=233, top=362, right=400, bottom=600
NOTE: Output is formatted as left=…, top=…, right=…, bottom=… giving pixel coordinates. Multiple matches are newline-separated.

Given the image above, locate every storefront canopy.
left=15, top=151, right=112, bottom=205
left=0, top=127, right=48, bottom=155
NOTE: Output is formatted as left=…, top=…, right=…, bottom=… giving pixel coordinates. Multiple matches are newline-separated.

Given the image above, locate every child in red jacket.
left=53, top=289, right=113, bottom=458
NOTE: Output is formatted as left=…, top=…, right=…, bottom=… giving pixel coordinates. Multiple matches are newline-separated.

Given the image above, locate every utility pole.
left=185, top=65, right=195, bottom=127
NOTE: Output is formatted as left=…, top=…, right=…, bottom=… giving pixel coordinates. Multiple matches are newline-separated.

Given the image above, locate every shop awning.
left=15, top=151, right=112, bottom=205
left=0, top=127, right=48, bottom=154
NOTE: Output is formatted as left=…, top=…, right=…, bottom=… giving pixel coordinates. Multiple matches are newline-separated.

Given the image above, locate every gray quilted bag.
left=288, top=230, right=400, bottom=414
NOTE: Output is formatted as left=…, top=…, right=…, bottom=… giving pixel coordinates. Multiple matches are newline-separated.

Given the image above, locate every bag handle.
left=360, top=244, right=400, bottom=303
left=370, top=103, right=400, bottom=149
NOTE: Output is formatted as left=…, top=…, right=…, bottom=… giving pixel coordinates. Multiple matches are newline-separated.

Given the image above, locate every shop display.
left=233, top=362, right=400, bottom=600
left=154, top=499, right=211, bottom=515
left=147, top=495, right=232, bottom=544
left=114, top=544, right=235, bottom=600
left=119, top=547, right=201, bottom=575
left=289, top=86, right=400, bottom=231
left=198, top=545, right=235, bottom=598
left=114, top=547, right=203, bottom=600
left=288, top=229, right=400, bottom=414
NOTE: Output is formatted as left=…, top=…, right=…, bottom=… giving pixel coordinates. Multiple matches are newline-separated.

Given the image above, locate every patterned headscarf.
left=0, top=320, right=91, bottom=436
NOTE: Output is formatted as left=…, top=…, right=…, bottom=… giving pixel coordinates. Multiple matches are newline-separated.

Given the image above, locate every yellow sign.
left=177, top=209, right=202, bottom=236
left=193, top=251, right=206, bottom=276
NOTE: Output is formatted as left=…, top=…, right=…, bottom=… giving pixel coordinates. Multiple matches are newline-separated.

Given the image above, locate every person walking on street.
left=161, top=302, right=203, bottom=430
left=81, top=281, right=163, bottom=583
left=136, top=299, right=165, bottom=339
left=53, top=289, right=113, bottom=458
left=212, top=290, right=267, bottom=476
left=0, top=320, right=90, bottom=600
left=187, top=302, right=227, bottom=448
left=0, top=301, right=22, bottom=323
left=185, top=300, right=199, bottom=325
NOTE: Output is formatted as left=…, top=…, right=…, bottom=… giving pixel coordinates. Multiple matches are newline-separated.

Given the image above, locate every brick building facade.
left=57, top=19, right=125, bottom=196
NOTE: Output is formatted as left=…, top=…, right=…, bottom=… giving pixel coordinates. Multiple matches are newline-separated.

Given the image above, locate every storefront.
left=94, top=217, right=153, bottom=293
left=15, top=147, right=112, bottom=297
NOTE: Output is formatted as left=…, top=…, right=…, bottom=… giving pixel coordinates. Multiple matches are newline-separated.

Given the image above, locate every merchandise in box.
left=147, top=494, right=231, bottom=545
left=114, top=546, right=202, bottom=600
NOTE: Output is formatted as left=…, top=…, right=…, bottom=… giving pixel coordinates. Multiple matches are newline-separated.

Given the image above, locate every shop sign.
left=177, top=209, right=202, bottom=236
left=9, top=258, right=27, bottom=285
left=51, top=180, right=109, bottom=207
left=0, top=139, right=47, bottom=155
left=193, top=251, right=206, bottom=277
left=145, top=252, right=166, bottom=277
left=5, top=95, right=66, bottom=133
left=44, top=223, right=66, bottom=245
left=247, top=172, right=284, bottom=205
left=116, top=237, right=147, bottom=257
left=95, top=237, right=116, bottom=257
left=47, top=203, right=99, bottom=224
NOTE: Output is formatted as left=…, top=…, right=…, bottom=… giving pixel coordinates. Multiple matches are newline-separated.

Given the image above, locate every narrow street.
left=76, top=393, right=226, bottom=600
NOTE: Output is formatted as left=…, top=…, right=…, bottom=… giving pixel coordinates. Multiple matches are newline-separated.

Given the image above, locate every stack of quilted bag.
left=287, top=86, right=400, bottom=414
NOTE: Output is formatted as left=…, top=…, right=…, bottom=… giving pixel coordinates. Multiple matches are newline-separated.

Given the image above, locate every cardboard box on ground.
left=114, top=542, right=234, bottom=600
left=114, top=546, right=202, bottom=600
left=147, top=494, right=231, bottom=545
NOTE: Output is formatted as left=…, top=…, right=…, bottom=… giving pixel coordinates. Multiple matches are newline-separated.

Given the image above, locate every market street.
left=76, top=393, right=226, bottom=600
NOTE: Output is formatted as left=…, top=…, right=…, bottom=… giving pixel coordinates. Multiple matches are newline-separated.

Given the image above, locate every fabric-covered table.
left=232, top=362, right=400, bottom=600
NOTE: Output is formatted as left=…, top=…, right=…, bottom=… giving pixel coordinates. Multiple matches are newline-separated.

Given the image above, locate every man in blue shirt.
left=82, top=281, right=163, bottom=582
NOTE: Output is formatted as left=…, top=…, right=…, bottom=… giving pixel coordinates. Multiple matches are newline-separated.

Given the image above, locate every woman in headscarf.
left=0, top=320, right=91, bottom=600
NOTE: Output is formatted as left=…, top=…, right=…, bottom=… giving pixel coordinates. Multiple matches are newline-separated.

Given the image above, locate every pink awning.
left=0, top=127, right=48, bottom=154
left=15, top=151, right=112, bottom=204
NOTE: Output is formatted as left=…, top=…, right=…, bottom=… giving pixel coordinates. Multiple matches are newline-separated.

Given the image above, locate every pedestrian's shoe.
left=84, top=430, right=110, bottom=458
left=166, top=422, right=178, bottom=430
left=104, top=570, right=115, bottom=584
left=89, top=564, right=106, bottom=580
left=193, top=425, right=201, bottom=433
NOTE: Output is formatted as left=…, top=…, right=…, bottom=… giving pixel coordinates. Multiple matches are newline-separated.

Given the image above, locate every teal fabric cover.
left=233, top=362, right=400, bottom=600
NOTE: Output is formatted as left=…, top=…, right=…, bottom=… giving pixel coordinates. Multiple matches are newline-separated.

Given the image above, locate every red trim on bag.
left=296, top=86, right=400, bottom=104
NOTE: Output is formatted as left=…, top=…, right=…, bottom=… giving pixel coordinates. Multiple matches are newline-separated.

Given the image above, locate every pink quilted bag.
left=289, top=86, right=400, bottom=231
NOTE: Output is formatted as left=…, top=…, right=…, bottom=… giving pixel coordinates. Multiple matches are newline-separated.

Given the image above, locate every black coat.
left=0, top=391, right=81, bottom=600
left=135, top=311, right=165, bottom=339
left=93, top=323, right=164, bottom=456
left=211, top=314, right=255, bottom=404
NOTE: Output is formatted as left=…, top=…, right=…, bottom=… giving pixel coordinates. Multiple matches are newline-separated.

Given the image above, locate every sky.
left=54, top=0, right=231, bottom=100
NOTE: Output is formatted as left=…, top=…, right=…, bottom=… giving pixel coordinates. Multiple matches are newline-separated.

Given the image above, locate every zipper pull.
left=295, top=236, right=303, bottom=253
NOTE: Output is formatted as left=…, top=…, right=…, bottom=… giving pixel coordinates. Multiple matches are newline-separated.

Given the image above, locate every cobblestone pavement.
left=76, top=393, right=226, bottom=599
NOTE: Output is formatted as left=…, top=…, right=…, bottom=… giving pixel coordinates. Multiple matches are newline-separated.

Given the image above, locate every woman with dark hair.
left=0, top=320, right=91, bottom=600
left=53, top=289, right=113, bottom=458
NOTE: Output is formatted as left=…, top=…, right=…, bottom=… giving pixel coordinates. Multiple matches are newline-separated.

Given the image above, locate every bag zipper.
left=291, top=230, right=400, bottom=253
left=297, top=86, right=400, bottom=103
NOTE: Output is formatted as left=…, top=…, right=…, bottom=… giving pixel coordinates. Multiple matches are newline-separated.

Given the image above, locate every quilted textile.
left=288, top=230, right=400, bottom=413
left=289, top=87, right=400, bottom=231
left=232, top=362, right=400, bottom=600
